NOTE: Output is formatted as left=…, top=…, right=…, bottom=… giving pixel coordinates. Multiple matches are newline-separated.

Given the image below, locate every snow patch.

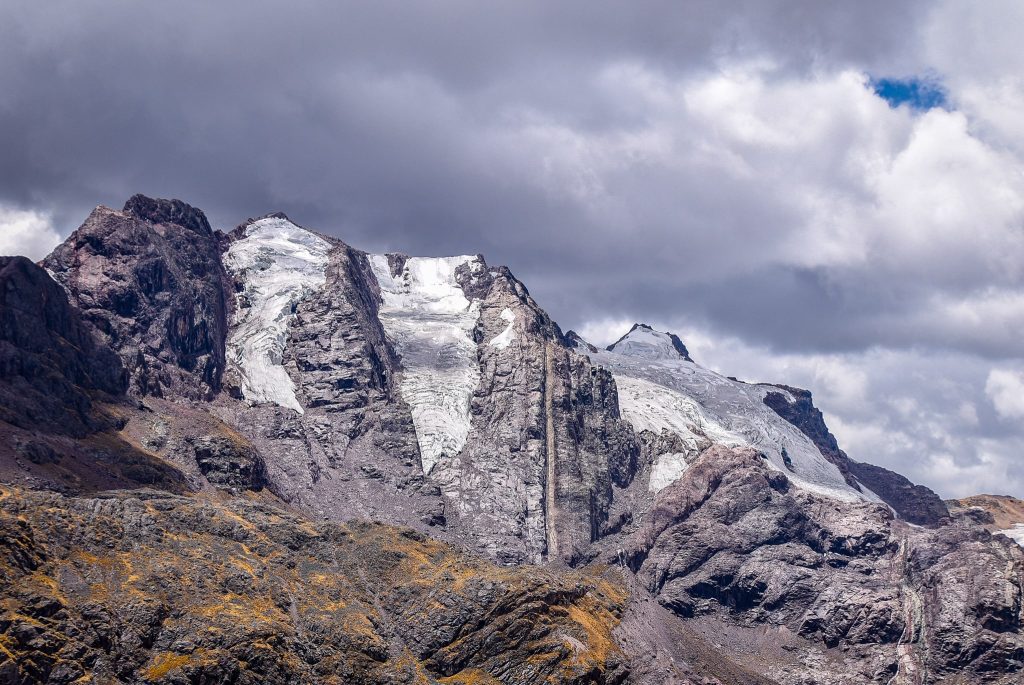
left=649, top=453, right=691, bottom=493
left=488, top=308, right=516, bottom=349
left=998, top=524, right=1024, bottom=547
left=225, top=217, right=331, bottom=414
left=369, top=254, right=482, bottom=474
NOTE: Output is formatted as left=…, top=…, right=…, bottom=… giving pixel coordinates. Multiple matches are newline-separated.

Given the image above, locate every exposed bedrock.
left=43, top=195, right=231, bottom=400
left=618, top=444, right=1024, bottom=683
left=430, top=263, right=639, bottom=565
left=762, top=386, right=949, bottom=526
left=216, top=224, right=434, bottom=528
left=6, top=195, right=1022, bottom=684
left=0, top=256, right=126, bottom=436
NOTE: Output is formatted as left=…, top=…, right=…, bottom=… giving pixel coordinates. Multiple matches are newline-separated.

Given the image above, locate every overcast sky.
left=2, top=1, right=1023, bottom=498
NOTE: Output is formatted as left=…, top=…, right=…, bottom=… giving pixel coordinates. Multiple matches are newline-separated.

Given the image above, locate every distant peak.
left=231, top=213, right=328, bottom=243
left=123, top=194, right=212, bottom=235
left=606, top=323, right=692, bottom=361
left=565, top=330, right=598, bottom=354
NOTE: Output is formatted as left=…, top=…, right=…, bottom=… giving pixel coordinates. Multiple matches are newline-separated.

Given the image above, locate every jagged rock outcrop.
left=431, top=264, right=639, bottom=564
left=614, top=444, right=1024, bottom=684
left=187, top=435, right=267, bottom=492
left=948, top=495, right=1024, bottom=546
left=43, top=196, right=230, bottom=400
left=761, top=385, right=949, bottom=526
left=0, top=256, right=189, bottom=494
left=0, top=484, right=629, bottom=685
left=2, top=195, right=1021, bottom=684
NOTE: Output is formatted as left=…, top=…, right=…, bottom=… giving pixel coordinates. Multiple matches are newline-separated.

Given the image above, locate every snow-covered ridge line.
left=369, top=254, right=484, bottom=474
left=225, top=217, right=332, bottom=414
left=582, top=325, right=878, bottom=503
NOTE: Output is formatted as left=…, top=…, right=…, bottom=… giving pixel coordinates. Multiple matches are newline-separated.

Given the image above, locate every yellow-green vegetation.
left=0, top=484, right=627, bottom=684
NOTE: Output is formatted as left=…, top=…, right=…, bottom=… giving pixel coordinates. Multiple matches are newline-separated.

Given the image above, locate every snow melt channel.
left=369, top=255, right=483, bottom=474
left=225, top=217, right=331, bottom=414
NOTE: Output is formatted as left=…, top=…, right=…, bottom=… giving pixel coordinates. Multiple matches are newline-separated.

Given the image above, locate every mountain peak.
left=565, top=330, right=599, bottom=353
left=123, top=194, right=212, bottom=235
left=606, top=323, right=692, bottom=361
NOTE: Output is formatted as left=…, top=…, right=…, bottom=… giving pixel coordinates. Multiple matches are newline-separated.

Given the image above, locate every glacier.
left=369, top=254, right=483, bottom=474
left=224, top=217, right=332, bottom=414
left=584, top=326, right=879, bottom=503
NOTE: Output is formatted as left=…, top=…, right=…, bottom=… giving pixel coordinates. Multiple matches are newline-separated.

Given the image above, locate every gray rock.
left=43, top=196, right=231, bottom=400
left=187, top=435, right=266, bottom=492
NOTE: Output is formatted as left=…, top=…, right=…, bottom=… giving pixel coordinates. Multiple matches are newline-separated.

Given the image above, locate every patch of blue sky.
left=870, top=76, right=948, bottom=111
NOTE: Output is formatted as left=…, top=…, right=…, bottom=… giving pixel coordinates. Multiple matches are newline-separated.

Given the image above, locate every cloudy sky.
left=2, top=1, right=1023, bottom=498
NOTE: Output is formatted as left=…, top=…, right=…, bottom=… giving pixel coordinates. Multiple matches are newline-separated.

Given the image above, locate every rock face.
left=615, top=444, right=1024, bottom=684
left=187, top=435, right=266, bottom=492
left=0, top=484, right=628, bottom=685
left=427, top=264, right=638, bottom=565
left=216, top=218, right=637, bottom=565
left=761, top=385, right=949, bottom=526
left=0, top=256, right=191, bottom=495
left=0, top=256, right=125, bottom=437
left=948, top=495, right=1024, bottom=547
left=43, top=195, right=230, bottom=400
left=2, top=195, right=1022, bottom=684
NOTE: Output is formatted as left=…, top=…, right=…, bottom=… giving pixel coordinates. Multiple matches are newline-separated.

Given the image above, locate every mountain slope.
left=0, top=484, right=629, bottom=685
left=0, top=194, right=1020, bottom=684
left=949, top=495, right=1024, bottom=546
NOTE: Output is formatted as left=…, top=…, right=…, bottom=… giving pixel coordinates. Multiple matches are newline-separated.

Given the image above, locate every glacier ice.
left=369, top=254, right=483, bottom=474
left=224, top=217, right=331, bottom=414
left=586, top=327, right=879, bottom=503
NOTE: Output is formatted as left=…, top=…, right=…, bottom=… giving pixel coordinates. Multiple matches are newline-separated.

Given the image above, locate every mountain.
left=948, top=495, right=1024, bottom=545
left=1, top=195, right=1021, bottom=684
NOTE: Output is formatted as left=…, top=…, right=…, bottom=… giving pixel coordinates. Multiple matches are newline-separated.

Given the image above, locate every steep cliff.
left=1, top=195, right=1020, bottom=684
left=43, top=196, right=231, bottom=400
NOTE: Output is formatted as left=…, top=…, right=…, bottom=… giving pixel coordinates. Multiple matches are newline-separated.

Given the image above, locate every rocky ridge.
left=1, top=194, right=1022, bottom=684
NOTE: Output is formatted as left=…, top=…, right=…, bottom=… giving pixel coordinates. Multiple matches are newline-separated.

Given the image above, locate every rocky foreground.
left=0, top=484, right=628, bottom=685
left=2, top=195, right=1023, bottom=684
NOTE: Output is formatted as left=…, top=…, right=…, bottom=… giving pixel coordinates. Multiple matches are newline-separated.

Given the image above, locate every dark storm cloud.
left=0, top=0, right=925, bottom=245
left=2, top=0, right=1023, bottom=497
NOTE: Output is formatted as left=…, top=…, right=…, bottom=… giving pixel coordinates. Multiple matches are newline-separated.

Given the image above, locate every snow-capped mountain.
left=1, top=195, right=1021, bottom=685
left=579, top=324, right=879, bottom=503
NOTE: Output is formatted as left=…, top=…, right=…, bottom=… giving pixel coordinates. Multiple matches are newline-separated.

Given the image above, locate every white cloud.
left=0, top=206, right=61, bottom=260
left=986, top=369, right=1024, bottom=420
left=575, top=317, right=637, bottom=347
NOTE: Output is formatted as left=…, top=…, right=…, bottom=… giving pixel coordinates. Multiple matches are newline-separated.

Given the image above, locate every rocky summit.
left=1, top=195, right=1022, bottom=684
